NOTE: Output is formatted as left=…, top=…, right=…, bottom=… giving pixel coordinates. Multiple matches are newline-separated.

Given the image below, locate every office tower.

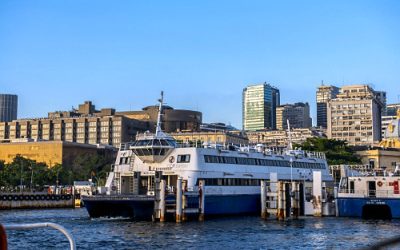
left=316, top=85, right=339, bottom=128
left=276, top=102, right=312, bottom=130
left=387, top=103, right=400, bottom=116
left=242, top=82, right=280, bottom=131
left=327, top=85, right=382, bottom=146
left=0, top=94, right=18, bottom=122
left=374, top=91, right=387, bottom=115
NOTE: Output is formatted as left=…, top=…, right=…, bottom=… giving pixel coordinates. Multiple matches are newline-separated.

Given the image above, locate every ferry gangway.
left=1, top=222, right=76, bottom=250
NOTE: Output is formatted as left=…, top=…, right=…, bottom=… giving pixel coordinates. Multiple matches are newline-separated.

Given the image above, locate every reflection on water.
left=1, top=208, right=400, bottom=249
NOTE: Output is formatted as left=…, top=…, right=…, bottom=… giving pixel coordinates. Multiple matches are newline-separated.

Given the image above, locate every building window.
left=369, top=159, right=375, bottom=169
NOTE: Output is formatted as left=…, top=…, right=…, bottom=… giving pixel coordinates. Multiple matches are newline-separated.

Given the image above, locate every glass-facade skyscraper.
left=0, top=94, right=18, bottom=122
left=242, top=83, right=280, bottom=131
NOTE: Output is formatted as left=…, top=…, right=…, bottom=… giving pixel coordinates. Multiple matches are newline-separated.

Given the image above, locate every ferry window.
left=248, top=158, right=256, bottom=165
left=225, top=157, right=236, bottom=164
left=237, top=158, right=246, bottom=165
left=177, top=154, right=191, bottom=163
left=152, top=139, right=161, bottom=146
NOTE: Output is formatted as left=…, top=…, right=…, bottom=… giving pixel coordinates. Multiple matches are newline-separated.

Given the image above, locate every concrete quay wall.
left=0, top=193, right=75, bottom=209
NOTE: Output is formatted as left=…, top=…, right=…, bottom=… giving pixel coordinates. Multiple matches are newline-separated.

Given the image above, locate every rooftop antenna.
left=155, top=91, right=164, bottom=137
left=287, top=119, right=293, bottom=150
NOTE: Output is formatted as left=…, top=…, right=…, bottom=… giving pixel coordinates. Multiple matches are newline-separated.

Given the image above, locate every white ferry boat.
left=83, top=93, right=332, bottom=220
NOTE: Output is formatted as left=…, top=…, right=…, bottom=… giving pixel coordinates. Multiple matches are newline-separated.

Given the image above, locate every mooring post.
left=291, top=182, right=299, bottom=219
left=159, top=179, right=166, bottom=222
left=182, top=180, right=187, bottom=221
left=199, top=179, right=205, bottom=221
left=261, top=180, right=268, bottom=219
left=153, top=171, right=162, bottom=221
left=313, top=171, right=322, bottom=217
left=176, top=177, right=183, bottom=223
left=277, top=181, right=285, bottom=220
left=334, top=186, right=339, bottom=217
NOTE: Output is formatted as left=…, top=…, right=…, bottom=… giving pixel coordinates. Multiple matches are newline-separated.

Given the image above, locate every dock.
left=0, top=193, right=75, bottom=209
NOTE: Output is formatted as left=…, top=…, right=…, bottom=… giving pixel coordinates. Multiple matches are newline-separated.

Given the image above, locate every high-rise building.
left=387, top=103, right=400, bottom=116
left=0, top=94, right=18, bottom=122
left=316, top=85, right=339, bottom=128
left=374, top=91, right=387, bottom=115
left=327, top=85, right=383, bottom=146
left=276, top=102, right=312, bottom=130
left=242, top=83, right=280, bottom=131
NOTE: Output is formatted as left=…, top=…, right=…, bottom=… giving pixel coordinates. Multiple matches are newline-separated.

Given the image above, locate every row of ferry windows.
left=203, top=155, right=325, bottom=169
left=197, top=178, right=262, bottom=186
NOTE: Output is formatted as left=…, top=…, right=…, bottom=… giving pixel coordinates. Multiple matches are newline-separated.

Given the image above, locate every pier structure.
left=261, top=174, right=303, bottom=220
left=153, top=171, right=205, bottom=222
left=261, top=171, right=336, bottom=220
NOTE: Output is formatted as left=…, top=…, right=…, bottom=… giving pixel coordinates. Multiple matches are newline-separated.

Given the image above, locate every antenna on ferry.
left=155, top=91, right=164, bottom=137
left=287, top=119, right=293, bottom=150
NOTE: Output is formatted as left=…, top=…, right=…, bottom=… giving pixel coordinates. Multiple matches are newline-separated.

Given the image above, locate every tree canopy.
left=293, top=138, right=361, bottom=165
left=0, top=154, right=112, bottom=190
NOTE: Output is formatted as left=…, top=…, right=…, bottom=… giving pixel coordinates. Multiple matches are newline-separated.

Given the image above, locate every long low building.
left=169, top=131, right=249, bottom=145
left=246, top=128, right=326, bottom=148
left=356, top=149, right=400, bottom=172
left=0, top=140, right=116, bottom=167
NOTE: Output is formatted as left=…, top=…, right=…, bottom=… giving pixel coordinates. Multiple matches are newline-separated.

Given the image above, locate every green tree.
left=294, top=138, right=361, bottom=165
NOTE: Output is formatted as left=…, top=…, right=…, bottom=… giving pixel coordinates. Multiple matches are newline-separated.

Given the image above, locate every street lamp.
left=20, top=160, right=24, bottom=193
left=29, top=164, right=34, bottom=192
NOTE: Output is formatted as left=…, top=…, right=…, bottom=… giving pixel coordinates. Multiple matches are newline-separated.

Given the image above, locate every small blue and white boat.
left=337, top=171, right=400, bottom=219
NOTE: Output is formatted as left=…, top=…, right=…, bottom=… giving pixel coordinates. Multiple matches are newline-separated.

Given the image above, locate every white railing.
left=174, top=142, right=326, bottom=160
left=338, top=189, right=400, bottom=198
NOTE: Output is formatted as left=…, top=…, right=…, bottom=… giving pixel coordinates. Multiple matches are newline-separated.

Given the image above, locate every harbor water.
left=1, top=208, right=400, bottom=249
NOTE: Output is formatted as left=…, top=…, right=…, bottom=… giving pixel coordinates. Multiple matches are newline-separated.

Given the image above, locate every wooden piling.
left=277, top=181, right=285, bottom=220
left=291, top=182, right=299, bottom=219
left=159, top=179, right=166, bottom=222
left=261, top=180, right=268, bottom=219
left=176, top=177, right=183, bottom=223
left=198, top=179, right=205, bottom=221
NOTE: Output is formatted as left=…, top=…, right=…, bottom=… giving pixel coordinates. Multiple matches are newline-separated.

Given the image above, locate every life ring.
left=169, top=156, right=175, bottom=163
left=377, top=181, right=383, bottom=187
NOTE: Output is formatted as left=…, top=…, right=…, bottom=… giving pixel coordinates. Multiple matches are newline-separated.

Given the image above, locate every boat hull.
left=337, top=197, right=400, bottom=218
left=83, top=194, right=260, bottom=220
left=83, top=195, right=155, bottom=220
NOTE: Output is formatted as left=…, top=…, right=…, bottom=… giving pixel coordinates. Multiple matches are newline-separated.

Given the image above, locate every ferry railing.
left=3, top=222, right=76, bottom=250
left=338, top=189, right=400, bottom=197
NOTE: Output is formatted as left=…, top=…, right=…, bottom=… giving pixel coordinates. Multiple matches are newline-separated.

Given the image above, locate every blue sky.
left=1, top=0, right=399, bottom=128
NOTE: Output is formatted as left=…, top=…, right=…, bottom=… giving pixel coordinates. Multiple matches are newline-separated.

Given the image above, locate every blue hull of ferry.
left=83, top=194, right=260, bottom=220
left=337, top=198, right=400, bottom=218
